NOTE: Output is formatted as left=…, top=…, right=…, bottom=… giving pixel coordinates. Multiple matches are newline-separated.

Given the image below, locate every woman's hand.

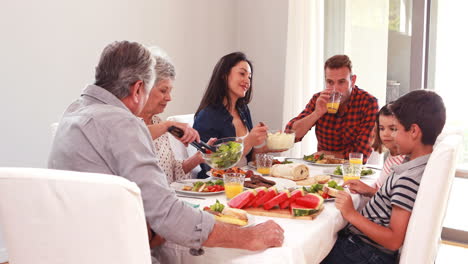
left=170, top=121, right=200, bottom=146
left=343, top=179, right=377, bottom=197
left=246, top=124, right=268, bottom=148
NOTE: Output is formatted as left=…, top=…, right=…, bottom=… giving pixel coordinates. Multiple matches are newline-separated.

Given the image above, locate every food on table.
left=244, top=187, right=268, bottom=208
left=295, top=177, right=317, bottom=186
left=250, top=159, right=293, bottom=167
left=209, top=199, right=225, bottom=213
left=226, top=187, right=323, bottom=218
left=263, top=190, right=291, bottom=210
left=279, top=189, right=305, bottom=209
left=243, top=174, right=276, bottom=189
left=314, top=174, right=331, bottom=184
left=252, top=187, right=278, bottom=208
left=303, top=153, right=345, bottom=164
left=291, top=193, right=324, bottom=216
left=203, top=139, right=243, bottom=169
left=181, top=179, right=225, bottom=192
left=266, top=131, right=295, bottom=150
left=333, top=166, right=373, bottom=176
left=222, top=207, right=248, bottom=222
left=323, top=180, right=344, bottom=197
left=270, top=163, right=309, bottom=181
left=204, top=200, right=248, bottom=226
left=302, top=180, right=343, bottom=199
left=227, top=189, right=257, bottom=209
left=210, top=167, right=255, bottom=178
left=303, top=153, right=325, bottom=162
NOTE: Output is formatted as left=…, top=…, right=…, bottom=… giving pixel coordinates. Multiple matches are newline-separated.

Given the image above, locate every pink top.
left=374, top=154, right=406, bottom=188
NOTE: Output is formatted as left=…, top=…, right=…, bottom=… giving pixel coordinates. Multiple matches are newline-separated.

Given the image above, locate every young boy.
left=321, top=90, right=446, bottom=264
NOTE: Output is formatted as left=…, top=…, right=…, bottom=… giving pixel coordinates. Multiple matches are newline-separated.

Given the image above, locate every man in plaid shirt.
left=285, top=55, right=378, bottom=163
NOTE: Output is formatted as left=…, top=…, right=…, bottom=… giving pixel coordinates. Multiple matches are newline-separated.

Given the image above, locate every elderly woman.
left=138, top=48, right=204, bottom=183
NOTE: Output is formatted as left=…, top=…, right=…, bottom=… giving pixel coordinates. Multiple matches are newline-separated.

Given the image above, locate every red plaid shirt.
left=285, top=86, right=378, bottom=162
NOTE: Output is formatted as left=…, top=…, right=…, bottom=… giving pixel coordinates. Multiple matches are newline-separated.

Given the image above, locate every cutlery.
left=168, top=126, right=216, bottom=153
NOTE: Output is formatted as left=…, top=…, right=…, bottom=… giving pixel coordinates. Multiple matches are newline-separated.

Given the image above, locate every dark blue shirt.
left=193, top=103, right=254, bottom=178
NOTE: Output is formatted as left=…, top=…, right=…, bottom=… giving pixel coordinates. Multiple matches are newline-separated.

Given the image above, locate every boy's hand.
left=343, top=179, right=377, bottom=197
left=335, top=190, right=356, bottom=220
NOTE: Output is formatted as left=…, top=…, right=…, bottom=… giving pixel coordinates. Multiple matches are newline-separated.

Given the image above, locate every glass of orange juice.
left=349, top=152, right=363, bottom=165
left=223, top=173, right=245, bottom=200
left=342, top=162, right=362, bottom=182
left=256, top=153, right=273, bottom=175
left=327, top=91, right=342, bottom=114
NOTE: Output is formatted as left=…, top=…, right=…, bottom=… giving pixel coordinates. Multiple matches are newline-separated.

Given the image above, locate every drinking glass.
left=349, top=152, right=363, bottom=165
left=256, top=153, right=273, bottom=175
left=342, top=162, right=362, bottom=182
left=327, top=91, right=342, bottom=114
left=223, top=173, right=245, bottom=200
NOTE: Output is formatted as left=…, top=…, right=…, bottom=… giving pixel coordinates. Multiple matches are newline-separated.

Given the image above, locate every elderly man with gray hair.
left=48, top=41, right=284, bottom=262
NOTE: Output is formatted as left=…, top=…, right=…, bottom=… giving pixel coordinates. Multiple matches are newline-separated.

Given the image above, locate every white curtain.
left=282, top=0, right=324, bottom=158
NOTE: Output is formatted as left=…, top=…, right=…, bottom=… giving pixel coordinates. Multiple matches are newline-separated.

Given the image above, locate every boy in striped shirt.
left=322, top=90, right=446, bottom=264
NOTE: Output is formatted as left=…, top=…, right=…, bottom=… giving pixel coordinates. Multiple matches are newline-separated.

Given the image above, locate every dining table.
left=158, top=161, right=380, bottom=264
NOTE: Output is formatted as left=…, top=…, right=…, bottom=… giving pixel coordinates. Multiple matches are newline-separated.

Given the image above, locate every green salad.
left=209, top=141, right=243, bottom=169
left=302, top=180, right=344, bottom=194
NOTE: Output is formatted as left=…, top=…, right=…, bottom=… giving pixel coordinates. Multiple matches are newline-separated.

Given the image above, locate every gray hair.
left=95, top=41, right=156, bottom=99
left=148, top=46, right=176, bottom=84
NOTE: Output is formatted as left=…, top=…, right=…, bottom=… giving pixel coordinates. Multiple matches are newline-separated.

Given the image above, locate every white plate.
left=244, top=176, right=296, bottom=190
left=171, top=179, right=224, bottom=196
left=323, top=167, right=376, bottom=178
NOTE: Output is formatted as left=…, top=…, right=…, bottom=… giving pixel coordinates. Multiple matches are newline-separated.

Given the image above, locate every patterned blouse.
left=151, top=115, right=190, bottom=183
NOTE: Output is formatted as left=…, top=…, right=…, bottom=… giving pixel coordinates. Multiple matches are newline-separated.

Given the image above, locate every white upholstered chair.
left=166, top=114, right=200, bottom=178
left=0, top=167, right=151, bottom=264
left=399, top=134, right=463, bottom=263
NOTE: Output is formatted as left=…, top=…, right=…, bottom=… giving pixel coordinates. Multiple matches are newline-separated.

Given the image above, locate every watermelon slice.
left=279, top=189, right=305, bottom=209
left=253, top=187, right=278, bottom=207
left=295, top=193, right=324, bottom=210
left=290, top=202, right=322, bottom=217
left=244, top=187, right=267, bottom=208
left=228, top=189, right=257, bottom=209
left=263, top=190, right=291, bottom=210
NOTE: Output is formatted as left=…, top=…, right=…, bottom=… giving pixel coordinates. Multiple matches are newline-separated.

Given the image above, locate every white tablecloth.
left=157, top=164, right=380, bottom=264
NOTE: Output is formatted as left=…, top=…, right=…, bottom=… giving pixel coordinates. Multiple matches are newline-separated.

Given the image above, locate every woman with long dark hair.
left=193, top=52, right=268, bottom=177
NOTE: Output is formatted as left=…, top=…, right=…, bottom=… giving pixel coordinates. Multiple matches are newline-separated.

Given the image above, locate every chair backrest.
left=399, top=134, right=463, bottom=263
left=166, top=114, right=200, bottom=178
left=0, top=167, right=151, bottom=264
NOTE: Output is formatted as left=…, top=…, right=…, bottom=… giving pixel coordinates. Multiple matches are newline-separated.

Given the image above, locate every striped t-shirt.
left=348, top=154, right=431, bottom=253
left=375, top=154, right=406, bottom=188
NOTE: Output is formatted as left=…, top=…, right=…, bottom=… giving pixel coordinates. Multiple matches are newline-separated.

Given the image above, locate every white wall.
left=0, top=0, right=289, bottom=167
left=234, top=0, right=289, bottom=130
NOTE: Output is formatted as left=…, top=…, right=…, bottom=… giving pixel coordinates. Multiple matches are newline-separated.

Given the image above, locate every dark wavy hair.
left=196, top=52, right=253, bottom=115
